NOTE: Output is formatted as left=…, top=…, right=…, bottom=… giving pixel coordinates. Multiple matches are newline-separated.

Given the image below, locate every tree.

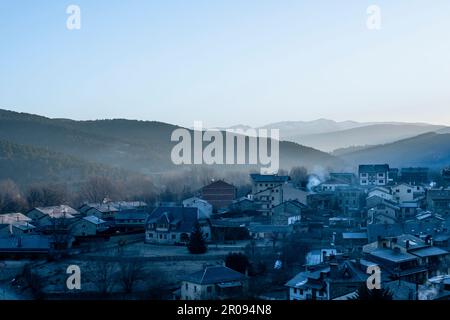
left=225, top=253, right=250, bottom=274
left=118, top=258, right=144, bottom=294
left=89, top=259, right=117, bottom=295
left=187, top=223, right=207, bottom=254
left=351, top=284, right=393, bottom=300
left=26, top=183, right=67, bottom=208
left=289, top=167, right=308, bottom=188
left=0, top=179, right=26, bottom=213
left=79, top=176, right=120, bottom=203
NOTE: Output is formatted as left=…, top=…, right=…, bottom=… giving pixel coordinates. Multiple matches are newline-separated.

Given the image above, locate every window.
left=293, top=288, right=297, bottom=294
left=207, top=286, right=212, bottom=293
left=194, top=286, right=197, bottom=293
left=148, top=233, right=153, bottom=238
left=185, top=283, right=188, bottom=290
left=171, top=234, right=176, bottom=240
left=407, top=189, right=412, bottom=193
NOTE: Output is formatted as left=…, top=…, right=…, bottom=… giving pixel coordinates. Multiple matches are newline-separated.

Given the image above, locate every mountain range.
left=0, top=109, right=342, bottom=185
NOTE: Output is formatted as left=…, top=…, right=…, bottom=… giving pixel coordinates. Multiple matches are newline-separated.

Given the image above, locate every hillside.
left=339, top=132, right=450, bottom=169
left=287, top=124, right=446, bottom=152
left=0, top=139, right=126, bottom=185
left=0, top=109, right=343, bottom=183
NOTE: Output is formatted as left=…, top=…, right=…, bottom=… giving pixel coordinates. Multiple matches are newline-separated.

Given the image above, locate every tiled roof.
left=147, top=207, right=200, bottom=233
left=250, top=174, right=290, bottom=183
left=183, top=266, right=246, bottom=285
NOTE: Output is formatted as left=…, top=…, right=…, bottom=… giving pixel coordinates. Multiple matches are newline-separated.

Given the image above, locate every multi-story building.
left=200, top=180, right=237, bottom=211
left=359, top=164, right=391, bottom=186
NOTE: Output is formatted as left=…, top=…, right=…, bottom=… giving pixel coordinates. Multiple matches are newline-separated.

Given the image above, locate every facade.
left=70, top=216, right=108, bottom=237
left=286, top=260, right=366, bottom=300
left=26, top=205, right=78, bottom=228
left=115, top=210, right=149, bottom=231
left=271, top=200, right=305, bottom=225
left=335, top=186, right=365, bottom=214
left=359, top=164, right=391, bottom=186
left=401, top=167, right=430, bottom=185
left=182, top=197, right=213, bottom=219
left=180, top=265, right=248, bottom=300
left=200, top=180, right=237, bottom=211
left=426, top=189, right=450, bottom=215
left=392, top=183, right=425, bottom=203
left=145, top=207, right=211, bottom=244
left=363, top=235, right=449, bottom=283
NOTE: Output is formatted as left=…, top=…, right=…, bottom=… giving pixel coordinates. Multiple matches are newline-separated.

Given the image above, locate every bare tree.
left=89, top=259, right=117, bottom=295
left=118, top=258, right=144, bottom=294
left=79, top=176, right=120, bottom=203
left=0, top=179, right=26, bottom=213
left=26, top=183, right=68, bottom=208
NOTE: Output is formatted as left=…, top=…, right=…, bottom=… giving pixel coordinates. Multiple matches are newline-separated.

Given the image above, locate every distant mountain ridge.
left=220, top=119, right=448, bottom=152
left=339, top=132, right=450, bottom=169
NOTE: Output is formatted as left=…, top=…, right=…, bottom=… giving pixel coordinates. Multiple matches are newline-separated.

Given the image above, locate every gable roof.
left=31, top=205, right=78, bottom=218
left=83, top=216, right=106, bottom=225
left=250, top=174, right=290, bottom=183
left=0, top=213, right=31, bottom=224
left=147, top=207, right=200, bottom=233
left=359, top=164, right=389, bottom=173
left=183, top=266, right=246, bottom=285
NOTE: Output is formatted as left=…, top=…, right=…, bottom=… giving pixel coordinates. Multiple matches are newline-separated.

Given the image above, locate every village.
left=1, top=165, right=450, bottom=300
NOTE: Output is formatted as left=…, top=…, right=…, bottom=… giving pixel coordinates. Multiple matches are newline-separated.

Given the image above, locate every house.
left=182, top=197, right=213, bottom=219
left=368, top=203, right=399, bottom=225
left=363, top=234, right=449, bottom=283
left=26, top=205, right=78, bottom=228
left=228, top=197, right=256, bottom=213
left=70, top=216, right=108, bottom=237
left=83, top=204, right=120, bottom=220
left=248, top=224, right=293, bottom=241
left=0, top=213, right=35, bottom=236
left=145, top=207, right=211, bottom=244
left=0, top=235, right=52, bottom=258
left=115, top=210, right=149, bottom=231
left=200, top=180, right=237, bottom=211
left=282, top=183, right=309, bottom=206
left=252, top=185, right=284, bottom=215
left=250, top=174, right=290, bottom=194
left=180, top=265, right=248, bottom=300
left=285, top=260, right=367, bottom=300
left=426, top=189, right=450, bottom=215
left=359, top=164, right=390, bottom=186
left=368, top=186, right=393, bottom=201
left=341, top=232, right=368, bottom=250
left=401, top=167, right=430, bottom=185
left=329, top=173, right=357, bottom=185
left=307, top=192, right=335, bottom=211
left=392, top=183, right=425, bottom=203
left=318, top=178, right=349, bottom=192
left=335, top=186, right=365, bottom=214
left=271, top=200, right=306, bottom=225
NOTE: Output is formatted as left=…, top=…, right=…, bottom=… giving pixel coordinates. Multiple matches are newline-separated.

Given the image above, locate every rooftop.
left=182, top=266, right=246, bottom=285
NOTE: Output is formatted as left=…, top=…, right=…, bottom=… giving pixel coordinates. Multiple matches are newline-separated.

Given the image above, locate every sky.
left=0, top=0, right=450, bottom=128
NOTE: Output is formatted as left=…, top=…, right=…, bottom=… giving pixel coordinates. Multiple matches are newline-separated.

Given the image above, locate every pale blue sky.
left=1, top=0, right=450, bottom=127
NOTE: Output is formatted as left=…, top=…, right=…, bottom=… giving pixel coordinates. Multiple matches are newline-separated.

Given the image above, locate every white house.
left=392, top=183, right=425, bottom=203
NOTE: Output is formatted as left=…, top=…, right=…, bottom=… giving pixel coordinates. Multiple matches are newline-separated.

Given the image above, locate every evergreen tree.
left=187, top=223, right=207, bottom=254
